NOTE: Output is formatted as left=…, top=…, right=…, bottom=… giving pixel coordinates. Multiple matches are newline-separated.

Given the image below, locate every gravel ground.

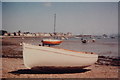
left=1, top=58, right=119, bottom=78
left=1, top=37, right=119, bottom=78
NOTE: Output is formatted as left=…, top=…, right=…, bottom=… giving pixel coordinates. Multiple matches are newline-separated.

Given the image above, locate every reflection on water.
left=23, top=37, right=118, bottom=57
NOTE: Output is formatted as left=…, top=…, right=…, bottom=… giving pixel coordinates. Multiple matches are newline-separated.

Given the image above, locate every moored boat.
left=23, top=43, right=98, bottom=69
left=41, top=39, right=62, bottom=46
left=41, top=14, right=63, bottom=46
left=81, top=39, right=88, bottom=43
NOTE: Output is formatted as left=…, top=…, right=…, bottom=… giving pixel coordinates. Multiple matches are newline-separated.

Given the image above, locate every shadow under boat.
left=9, top=66, right=91, bottom=74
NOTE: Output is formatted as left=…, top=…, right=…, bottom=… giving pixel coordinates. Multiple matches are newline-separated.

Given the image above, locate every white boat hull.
left=23, top=43, right=98, bottom=69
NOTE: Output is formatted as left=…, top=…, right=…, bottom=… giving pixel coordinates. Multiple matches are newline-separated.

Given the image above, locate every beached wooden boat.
left=23, top=43, right=98, bottom=69
left=41, top=39, right=62, bottom=46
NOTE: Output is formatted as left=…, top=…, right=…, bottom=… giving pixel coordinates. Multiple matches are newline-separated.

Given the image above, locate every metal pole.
left=54, top=14, right=56, bottom=34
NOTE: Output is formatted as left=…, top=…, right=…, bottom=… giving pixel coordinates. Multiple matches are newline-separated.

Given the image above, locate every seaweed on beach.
left=2, top=46, right=23, bottom=58
left=97, top=56, right=120, bottom=66
left=2, top=40, right=20, bottom=46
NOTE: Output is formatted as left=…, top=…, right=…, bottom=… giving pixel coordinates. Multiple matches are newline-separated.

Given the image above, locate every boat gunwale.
left=42, top=39, right=62, bottom=41
left=23, top=43, right=97, bottom=55
left=51, top=46, right=97, bottom=55
left=24, top=44, right=98, bottom=58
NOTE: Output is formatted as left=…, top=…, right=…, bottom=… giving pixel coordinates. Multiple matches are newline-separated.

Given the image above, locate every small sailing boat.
left=41, top=14, right=62, bottom=46
left=81, top=39, right=87, bottom=43
left=23, top=43, right=98, bottom=69
left=41, top=39, right=62, bottom=46
left=81, top=38, right=88, bottom=43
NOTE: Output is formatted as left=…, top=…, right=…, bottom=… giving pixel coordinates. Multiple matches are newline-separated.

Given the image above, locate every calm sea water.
left=60, top=38, right=118, bottom=57
left=24, top=37, right=118, bottom=57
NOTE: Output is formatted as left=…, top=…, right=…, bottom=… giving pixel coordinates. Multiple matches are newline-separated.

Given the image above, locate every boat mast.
left=54, top=14, right=56, bottom=34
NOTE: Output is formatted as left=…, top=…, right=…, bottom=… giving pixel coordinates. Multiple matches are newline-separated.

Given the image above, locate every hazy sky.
left=1, top=0, right=120, bottom=2
left=0, top=2, right=2, bottom=30
left=2, top=2, right=118, bottom=35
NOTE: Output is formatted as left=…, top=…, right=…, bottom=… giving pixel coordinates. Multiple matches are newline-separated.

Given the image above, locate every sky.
left=2, top=2, right=118, bottom=35
left=1, top=0, right=120, bottom=2
left=0, top=2, right=1, bottom=30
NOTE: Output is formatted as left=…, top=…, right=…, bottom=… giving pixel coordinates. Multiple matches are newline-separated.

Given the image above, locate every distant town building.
left=10, top=33, right=14, bottom=36
left=66, top=32, right=72, bottom=36
left=4, top=33, right=8, bottom=36
left=103, top=34, right=108, bottom=37
left=76, top=35, right=92, bottom=37
left=2, top=30, right=73, bottom=37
